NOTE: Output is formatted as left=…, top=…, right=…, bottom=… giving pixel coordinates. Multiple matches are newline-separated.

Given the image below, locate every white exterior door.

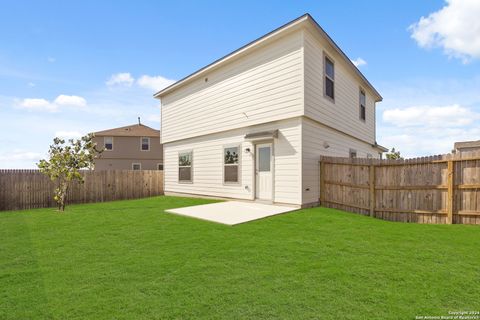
left=255, top=143, right=273, bottom=200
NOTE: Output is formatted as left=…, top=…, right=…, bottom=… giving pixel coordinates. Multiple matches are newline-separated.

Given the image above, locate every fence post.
left=369, top=164, right=375, bottom=217
left=447, top=160, right=454, bottom=224
left=319, top=160, right=325, bottom=205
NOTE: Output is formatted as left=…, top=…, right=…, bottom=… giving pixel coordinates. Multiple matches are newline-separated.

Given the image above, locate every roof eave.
left=373, top=143, right=388, bottom=152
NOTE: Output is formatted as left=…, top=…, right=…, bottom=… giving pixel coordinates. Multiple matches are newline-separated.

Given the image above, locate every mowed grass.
left=1, top=196, right=479, bottom=319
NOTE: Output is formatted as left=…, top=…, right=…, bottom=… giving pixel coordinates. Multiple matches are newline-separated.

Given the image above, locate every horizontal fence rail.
left=0, top=169, right=164, bottom=211
left=320, top=151, right=480, bottom=225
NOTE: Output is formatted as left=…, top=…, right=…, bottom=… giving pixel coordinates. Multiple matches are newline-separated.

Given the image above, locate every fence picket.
left=0, top=170, right=164, bottom=211
left=320, top=155, right=480, bottom=225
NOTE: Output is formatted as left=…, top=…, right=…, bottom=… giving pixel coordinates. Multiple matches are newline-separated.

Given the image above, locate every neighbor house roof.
left=154, top=13, right=382, bottom=102
left=373, top=143, right=388, bottom=152
left=454, top=140, right=480, bottom=150
left=93, top=124, right=160, bottom=137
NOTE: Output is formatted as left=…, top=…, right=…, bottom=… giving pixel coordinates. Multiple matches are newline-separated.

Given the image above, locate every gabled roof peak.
left=154, top=13, right=381, bottom=101
left=93, top=123, right=160, bottom=137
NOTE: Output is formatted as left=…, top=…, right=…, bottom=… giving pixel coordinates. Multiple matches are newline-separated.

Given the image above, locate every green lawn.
left=1, top=196, right=479, bottom=319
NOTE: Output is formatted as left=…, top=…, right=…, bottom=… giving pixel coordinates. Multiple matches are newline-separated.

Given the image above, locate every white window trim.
left=140, top=137, right=150, bottom=151
left=104, top=136, right=114, bottom=151
left=132, top=163, right=141, bottom=170
left=323, top=51, right=335, bottom=103
left=359, top=88, right=366, bottom=122
left=178, top=150, right=193, bottom=183
left=223, top=144, right=241, bottom=185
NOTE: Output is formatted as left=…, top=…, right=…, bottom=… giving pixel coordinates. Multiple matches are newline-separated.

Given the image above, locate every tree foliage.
left=385, top=147, right=403, bottom=160
left=37, top=134, right=101, bottom=211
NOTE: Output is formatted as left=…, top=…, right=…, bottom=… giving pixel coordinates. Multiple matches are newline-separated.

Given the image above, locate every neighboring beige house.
left=154, top=14, right=386, bottom=207
left=92, top=123, right=163, bottom=170
left=453, top=140, right=480, bottom=154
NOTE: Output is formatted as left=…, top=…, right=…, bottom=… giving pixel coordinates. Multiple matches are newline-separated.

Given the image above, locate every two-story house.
left=92, top=122, right=163, bottom=170
left=154, top=14, right=386, bottom=207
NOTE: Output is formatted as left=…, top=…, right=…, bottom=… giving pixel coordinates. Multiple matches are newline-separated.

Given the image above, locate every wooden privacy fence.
left=0, top=170, right=164, bottom=211
left=319, top=152, right=480, bottom=225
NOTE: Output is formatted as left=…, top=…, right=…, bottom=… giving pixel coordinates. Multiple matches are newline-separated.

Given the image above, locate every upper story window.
left=141, top=137, right=150, bottom=151
left=324, top=55, right=335, bottom=101
left=224, top=146, right=239, bottom=184
left=359, top=89, right=366, bottom=121
left=104, top=137, right=113, bottom=151
left=179, top=151, right=193, bottom=183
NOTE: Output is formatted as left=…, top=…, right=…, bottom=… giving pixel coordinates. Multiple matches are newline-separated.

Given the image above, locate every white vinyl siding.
left=161, top=31, right=304, bottom=144
left=164, top=118, right=302, bottom=205
left=303, top=29, right=376, bottom=145
left=159, top=24, right=382, bottom=206
left=301, top=117, right=379, bottom=205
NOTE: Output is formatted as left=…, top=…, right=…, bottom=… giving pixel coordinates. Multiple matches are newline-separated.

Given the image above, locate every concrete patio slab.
left=165, top=201, right=299, bottom=225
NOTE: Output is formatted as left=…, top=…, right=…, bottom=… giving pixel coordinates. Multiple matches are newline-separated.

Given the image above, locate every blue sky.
left=1, top=0, right=480, bottom=168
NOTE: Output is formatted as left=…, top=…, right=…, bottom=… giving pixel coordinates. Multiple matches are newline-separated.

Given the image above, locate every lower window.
left=224, top=146, right=239, bottom=183
left=157, top=163, right=163, bottom=170
left=349, top=149, right=357, bottom=159
left=132, top=163, right=141, bottom=170
left=179, top=151, right=192, bottom=182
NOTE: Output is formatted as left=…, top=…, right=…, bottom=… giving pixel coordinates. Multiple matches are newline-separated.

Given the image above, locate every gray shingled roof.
left=454, top=140, right=480, bottom=150
left=93, top=124, right=160, bottom=137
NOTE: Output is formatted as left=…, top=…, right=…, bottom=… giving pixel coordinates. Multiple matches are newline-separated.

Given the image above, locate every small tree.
left=385, top=147, right=403, bottom=160
left=37, top=134, right=101, bottom=211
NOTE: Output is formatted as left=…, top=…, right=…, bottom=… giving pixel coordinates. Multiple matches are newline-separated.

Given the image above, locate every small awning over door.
left=244, top=130, right=278, bottom=140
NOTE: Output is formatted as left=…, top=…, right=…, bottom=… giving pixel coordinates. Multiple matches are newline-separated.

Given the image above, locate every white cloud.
left=379, top=103, right=480, bottom=158
left=106, top=72, right=134, bottom=87
left=17, top=94, right=87, bottom=112
left=380, top=126, right=480, bottom=158
left=0, top=150, right=43, bottom=161
left=351, top=57, right=367, bottom=67
left=383, top=104, right=479, bottom=127
left=54, top=131, right=84, bottom=139
left=0, top=150, right=45, bottom=169
left=27, top=82, right=36, bottom=87
left=105, top=72, right=175, bottom=92
left=53, top=95, right=86, bottom=107
left=1, top=77, right=167, bottom=168
left=137, top=75, right=175, bottom=92
left=18, top=98, right=57, bottom=112
left=377, top=78, right=480, bottom=158
left=409, top=0, right=480, bottom=62
left=47, top=57, right=56, bottom=63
